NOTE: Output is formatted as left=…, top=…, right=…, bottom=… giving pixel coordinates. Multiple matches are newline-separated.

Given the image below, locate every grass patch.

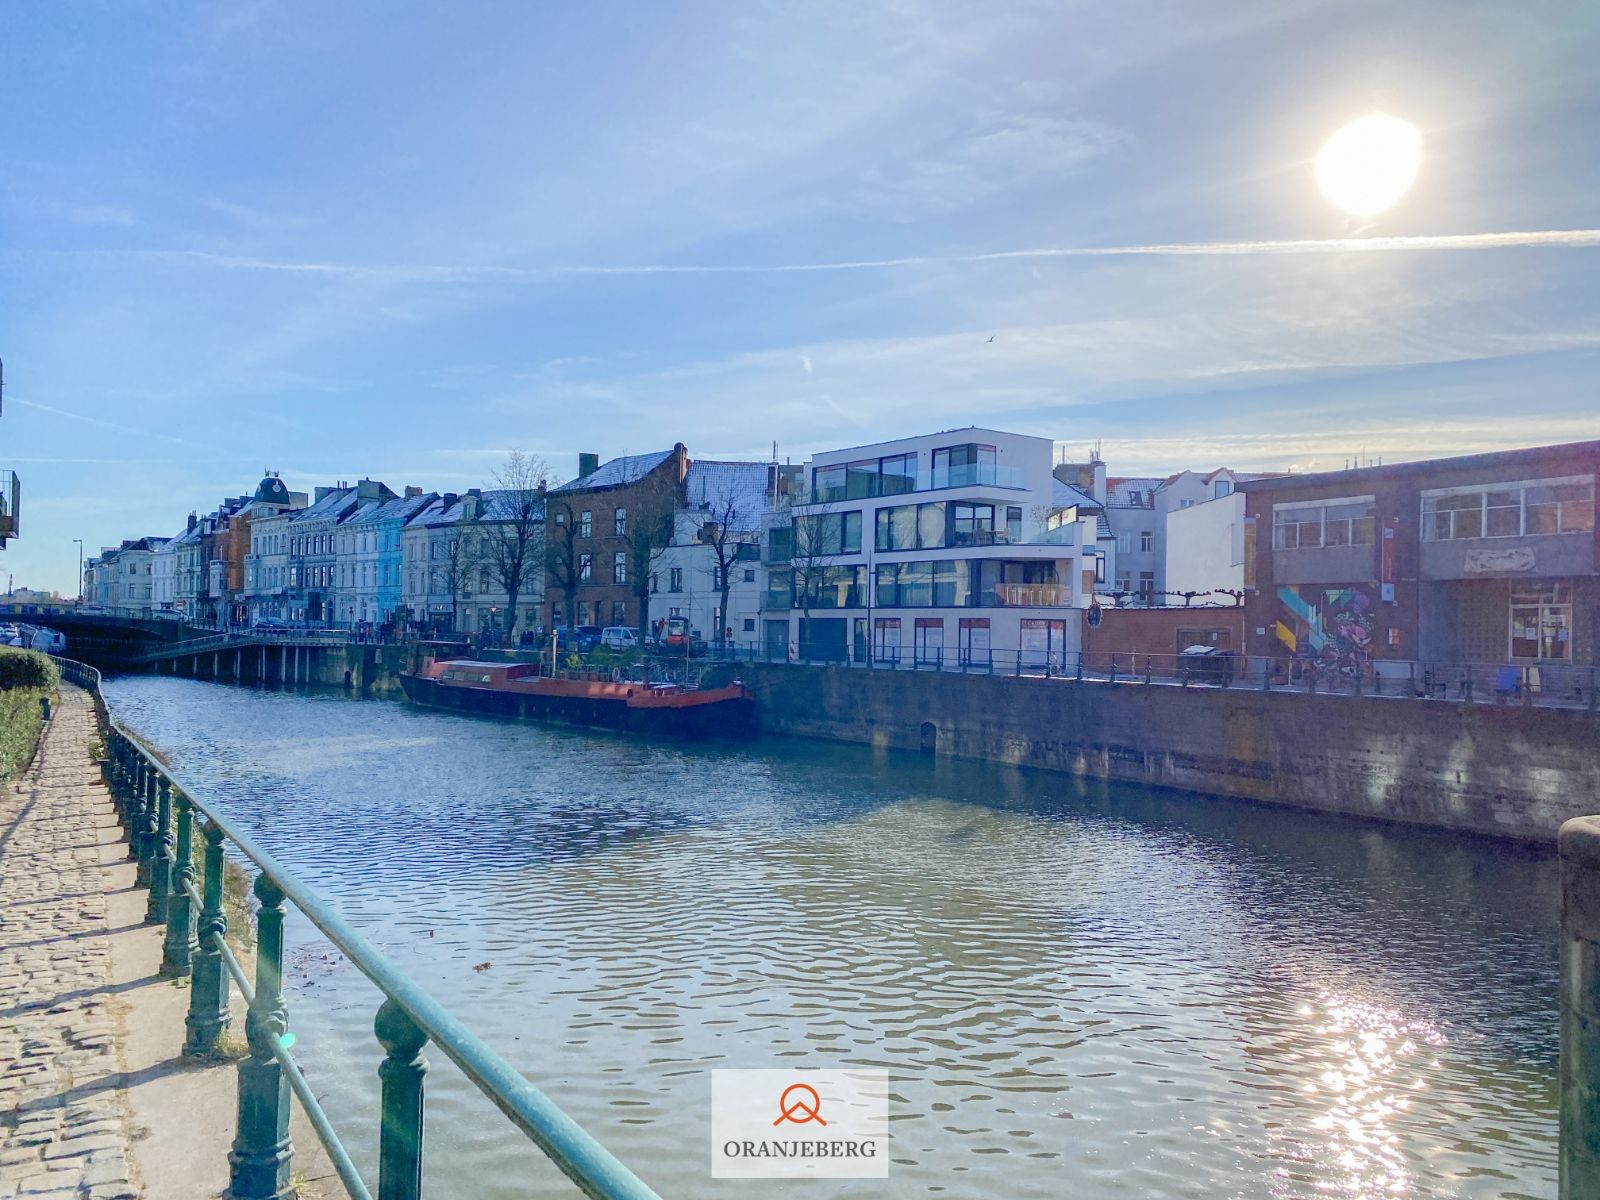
left=0, top=649, right=57, bottom=784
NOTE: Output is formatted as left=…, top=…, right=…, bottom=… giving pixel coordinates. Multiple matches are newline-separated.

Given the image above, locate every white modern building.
left=777, top=427, right=1097, bottom=667
left=1165, top=491, right=1247, bottom=604
left=152, top=538, right=177, bottom=613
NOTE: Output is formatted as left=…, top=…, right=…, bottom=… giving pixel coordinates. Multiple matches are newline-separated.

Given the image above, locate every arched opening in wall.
left=920, top=721, right=939, bottom=755
left=343, top=669, right=353, bottom=690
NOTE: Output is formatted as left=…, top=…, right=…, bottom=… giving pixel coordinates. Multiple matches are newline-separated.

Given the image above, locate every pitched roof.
left=289, top=488, right=356, bottom=523
left=1051, top=478, right=1100, bottom=511
left=550, top=449, right=675, bottom=494
left=428, top=489, right=543, bottom=525
left=346, top=492, right=437, bottom=526
left=1106, top=477, right=1163, bottom=506
left=683, top=461, right=773, bottom=532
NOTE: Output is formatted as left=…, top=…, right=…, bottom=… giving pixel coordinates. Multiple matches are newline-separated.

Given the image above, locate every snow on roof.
left=346, top=492, right=437, bottom=526
left=1051, top=478, right=1100, bottom=510
left=289, top=488, right=356, bottom=523
left=1106, top=477, right=1163, bottom=506
left=683, top=461, right=773, bottom=532
left=550, top=449, right=675, bottom=493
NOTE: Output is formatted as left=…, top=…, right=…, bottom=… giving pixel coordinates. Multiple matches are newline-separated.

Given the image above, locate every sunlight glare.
left=1315, top=114, right=1422, bottom=217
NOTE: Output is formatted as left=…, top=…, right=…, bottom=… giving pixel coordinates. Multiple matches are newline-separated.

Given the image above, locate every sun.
left=1314, top=114, right=1422, bottom=218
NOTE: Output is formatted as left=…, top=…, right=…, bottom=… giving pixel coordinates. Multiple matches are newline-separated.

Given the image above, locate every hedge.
left=0, top=647, right=59, bottom=691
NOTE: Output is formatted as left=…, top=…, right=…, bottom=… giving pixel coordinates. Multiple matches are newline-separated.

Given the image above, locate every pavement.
left=0, top=686, right=334, bottom=1200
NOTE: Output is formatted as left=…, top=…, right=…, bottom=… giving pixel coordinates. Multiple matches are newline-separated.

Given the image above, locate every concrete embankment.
left=730, top=662, right=1600, bottom=843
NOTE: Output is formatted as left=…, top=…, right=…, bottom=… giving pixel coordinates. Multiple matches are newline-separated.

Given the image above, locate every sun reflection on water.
left=1279, top=993, right=1449, bottom=1198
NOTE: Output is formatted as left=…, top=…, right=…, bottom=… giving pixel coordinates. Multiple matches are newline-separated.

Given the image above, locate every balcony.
left=993, top=582, right=1074, bottom=607
left=799, top=463, right=1029, bottom=505
left=0, top=470, right=19, bottom=543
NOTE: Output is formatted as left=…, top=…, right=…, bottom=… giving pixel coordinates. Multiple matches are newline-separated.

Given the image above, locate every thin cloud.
left=109, top=228, right=1600, bottom=285
left=12, top=397, right=198, bottom=447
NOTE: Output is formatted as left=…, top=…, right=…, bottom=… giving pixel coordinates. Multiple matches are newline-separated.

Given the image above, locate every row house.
left=400, top=488, right=547, bottom=637
left=1100, top=467, right=1276, bottom=604
left=336, top=488, right=435, bottom=628
left=241, top=472, right=310, bottom=624
left=284, top=480, right=390, bottom=626
left=83, top=537, right=169, bottom=615
left=775, top=427, right=1098, bottom=667
left=652, top=460, right=788, bottom=646
left=1238, top=439, right=1598, bottom=684
left=545, top=446, right=689, bottom=632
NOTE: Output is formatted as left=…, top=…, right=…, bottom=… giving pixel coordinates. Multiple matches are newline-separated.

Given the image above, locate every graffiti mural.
left=1274, top=585, right=1375, bottom=681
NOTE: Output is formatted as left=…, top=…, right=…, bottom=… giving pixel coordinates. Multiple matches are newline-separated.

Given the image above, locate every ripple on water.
left=103, top=675, right=1559, bottom=1199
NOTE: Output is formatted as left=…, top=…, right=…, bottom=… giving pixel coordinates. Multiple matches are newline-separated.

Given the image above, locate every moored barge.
left=399, top=659, right=757, bottom=739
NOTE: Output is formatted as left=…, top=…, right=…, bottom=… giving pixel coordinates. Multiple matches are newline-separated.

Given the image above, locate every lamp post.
left=73, top=539, right=84, bottom=604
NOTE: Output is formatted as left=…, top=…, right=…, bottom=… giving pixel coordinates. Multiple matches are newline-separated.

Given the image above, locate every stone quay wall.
left=732, top=662, right=1600, bottom=843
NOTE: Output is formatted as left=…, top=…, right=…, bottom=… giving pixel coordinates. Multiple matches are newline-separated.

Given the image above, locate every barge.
left=398, top=659, right=757, bottom=739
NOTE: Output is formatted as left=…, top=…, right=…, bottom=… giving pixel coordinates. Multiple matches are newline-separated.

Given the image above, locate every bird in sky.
left=986, top=335, right=995, bottom=343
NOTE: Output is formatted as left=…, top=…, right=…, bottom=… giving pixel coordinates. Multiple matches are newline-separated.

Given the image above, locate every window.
left=914, top=618, right=945, bottom=665
left=555, top=509, right=567, bottom=526
left=1510, top=581, right=1571, bottom=661
left=1140, top=531, right=1154, bottom=553
left=579, top=510, right=592, bottom=538
left=650, top=572, right=658, bottom=594
left=1272, top=497, right=1376, bottom=549
left=1007, top=506, right=1022, bottom=543
left=873, top=617, right=902, bottom=663
left=612, top=600, right=627, bottom=625
left=713, top=566, right=725, bottom=591
left=1423, top=477, right=1594, bottom=540
left=931, top=443, right=996, bottom=487
left=1214, top=479, right=1233, bottom=499
left=579, top=553, right=593, bottom=582
left=669, top=567, right=683, bottom=592
left=795, top=565, right=867, bottom=608
left=613, top=507, right=627, bottom=536
left=1116, top=574, right=1131, bottom=593
left=1138, top=571, right=1155, bottom=604
left=1115, top=531, right=1132, bottom=554
left=951, top=502, right=996, bottom=546
left=613, top=552, right=627, bottom=584
left=813, top=453, right=918, bottom=502
left=800, top=510, right=862, bottom=555
left=743, top=567, right=756, bottom=583
left=743, top=617, right=756, bottom=632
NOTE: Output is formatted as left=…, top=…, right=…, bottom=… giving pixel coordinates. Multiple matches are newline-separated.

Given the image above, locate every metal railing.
left=689, top=641, right=1600, bottom=711
left=52, top=655, right=664, bottom=1200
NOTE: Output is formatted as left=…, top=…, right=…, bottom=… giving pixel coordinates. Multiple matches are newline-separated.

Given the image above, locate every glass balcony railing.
left=797, top=463, right=1029, bottom=505
left=0, top=470, right=19, bottom=541
left=992, top=582, right=1074, bottom=606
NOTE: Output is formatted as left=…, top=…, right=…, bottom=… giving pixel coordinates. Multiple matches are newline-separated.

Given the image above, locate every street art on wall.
left=1273, top=585, right=1376, bottom=678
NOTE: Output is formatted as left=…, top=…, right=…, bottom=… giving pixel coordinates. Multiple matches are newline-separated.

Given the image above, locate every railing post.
left=375, top=998, right=429, bottom=1200
left=138, top=761, right=159, bottom=888
left=129, top=755, right=150, bottom=873
left=184, top=821, right=231, bottom=1056
left=1261, top=658, right=1271, bottom=691
left=1108, top=655, right=1117, bottom=686
left=145, top=775, right=173, bottom=924
left=1145, top=657, right=1153, bottom=687
left=229, top=874, right=294, bottom=1200
left=162, top=792, right=198, bottom=976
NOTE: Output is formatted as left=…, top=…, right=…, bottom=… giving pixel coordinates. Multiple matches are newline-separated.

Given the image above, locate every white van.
left=600, top=626, right=639, bottom=650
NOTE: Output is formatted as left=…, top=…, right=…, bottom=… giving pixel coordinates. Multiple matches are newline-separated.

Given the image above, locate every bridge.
left=0, top=605, right=369, bottom=687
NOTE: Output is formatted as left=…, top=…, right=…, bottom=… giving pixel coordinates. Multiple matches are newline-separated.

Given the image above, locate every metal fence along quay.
left=49, top=656, right=665, bottom=1200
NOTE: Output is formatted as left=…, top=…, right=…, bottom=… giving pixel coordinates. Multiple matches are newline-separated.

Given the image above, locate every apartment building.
left=776, top=427, right=1096, bottom=666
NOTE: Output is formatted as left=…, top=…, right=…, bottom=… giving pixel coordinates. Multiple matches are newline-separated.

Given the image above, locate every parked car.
left=600, top=626, right=639, bottom=651
left=554, top=625, right=604, bottom=653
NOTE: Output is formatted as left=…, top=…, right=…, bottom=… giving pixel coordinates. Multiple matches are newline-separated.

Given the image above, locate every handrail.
left=51, top=655, right=665, bottom=1200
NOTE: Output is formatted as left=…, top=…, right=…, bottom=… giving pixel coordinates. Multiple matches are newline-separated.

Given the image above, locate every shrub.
left=0, top=648, right=58, bottom=692
left=0, top=687, right=46, bottom=781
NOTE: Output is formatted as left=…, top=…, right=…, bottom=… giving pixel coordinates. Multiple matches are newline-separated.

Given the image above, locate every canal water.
left=102, top=675, right=1558, bottom=1200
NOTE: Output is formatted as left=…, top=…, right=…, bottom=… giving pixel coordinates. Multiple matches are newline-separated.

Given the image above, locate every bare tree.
left=696, top=486, right=759, bottom=649
left=438, top=514, right=477, bottom=634
left=478, top=450, right=552, bottom=638
left=625, top=468, right=681, bottom=643
left=789, top=501, right=843, bottom=660
left=543, top=495, right=582, bottom=630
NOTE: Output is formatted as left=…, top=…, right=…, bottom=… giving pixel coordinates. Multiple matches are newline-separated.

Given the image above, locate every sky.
left=2, top=0, right=1598, bottom=594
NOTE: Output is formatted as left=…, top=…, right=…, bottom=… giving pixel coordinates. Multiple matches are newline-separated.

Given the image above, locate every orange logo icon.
left=773, top=1082, right=826, bottom=1127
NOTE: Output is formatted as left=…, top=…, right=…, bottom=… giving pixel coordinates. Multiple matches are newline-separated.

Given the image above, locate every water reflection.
left=104, top=676, right=1558, bottom=1199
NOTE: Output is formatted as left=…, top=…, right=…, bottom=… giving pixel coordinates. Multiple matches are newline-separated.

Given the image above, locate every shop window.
left=1510, top=581, right=1572, bottom=661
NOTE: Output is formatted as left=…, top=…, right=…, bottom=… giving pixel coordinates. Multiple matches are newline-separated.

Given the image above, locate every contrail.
left=127, top=228, right=1600, bottom=283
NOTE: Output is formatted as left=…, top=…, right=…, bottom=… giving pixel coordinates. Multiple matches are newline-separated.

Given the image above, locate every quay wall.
left=732, top=662, right=1600, bottom=843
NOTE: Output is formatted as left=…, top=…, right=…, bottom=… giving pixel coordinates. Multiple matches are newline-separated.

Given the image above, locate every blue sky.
left=3, top=1, right=1598, bottom=593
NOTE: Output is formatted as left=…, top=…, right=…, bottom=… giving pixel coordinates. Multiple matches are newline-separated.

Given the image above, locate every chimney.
left=314, top=486, right=333, bottom=502
left=187, top=511, right=197, bottom=533
left=441, top=493, right=459, bottom=508
left=405, top=486, right=422, bottom=498
left=578, top=452, right=600, bottom=479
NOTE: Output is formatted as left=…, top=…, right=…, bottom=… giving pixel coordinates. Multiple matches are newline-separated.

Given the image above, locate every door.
left=915, top=618, right=945, bottom=666
left=959, top=618, right=991, bottom=667
left=873, top=618, right=901, bottom=665
left=1020, top=618, right=1067, bottom=672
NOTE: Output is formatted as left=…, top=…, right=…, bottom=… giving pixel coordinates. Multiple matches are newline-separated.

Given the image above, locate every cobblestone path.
left=0, top=687, right=139, bottom=1200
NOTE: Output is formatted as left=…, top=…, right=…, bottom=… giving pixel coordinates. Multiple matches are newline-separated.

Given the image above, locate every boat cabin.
left=431, top=659, right=542, bottom=685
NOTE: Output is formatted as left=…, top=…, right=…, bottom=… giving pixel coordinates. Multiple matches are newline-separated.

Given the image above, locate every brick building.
left=1238, top=439, right=1598, bottom=681
left=544, top=445, right=689, bottom=631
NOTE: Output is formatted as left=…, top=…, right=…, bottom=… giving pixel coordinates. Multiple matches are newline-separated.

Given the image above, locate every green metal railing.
left=53, top=656, right=664, bottom=1200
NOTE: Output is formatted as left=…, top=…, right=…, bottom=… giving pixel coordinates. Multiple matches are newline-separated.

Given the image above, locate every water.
left=102, top=675, right=1560, bottom=1199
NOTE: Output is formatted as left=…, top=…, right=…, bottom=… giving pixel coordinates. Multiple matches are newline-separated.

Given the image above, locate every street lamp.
left=73, top=539, right=83, bottom=604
